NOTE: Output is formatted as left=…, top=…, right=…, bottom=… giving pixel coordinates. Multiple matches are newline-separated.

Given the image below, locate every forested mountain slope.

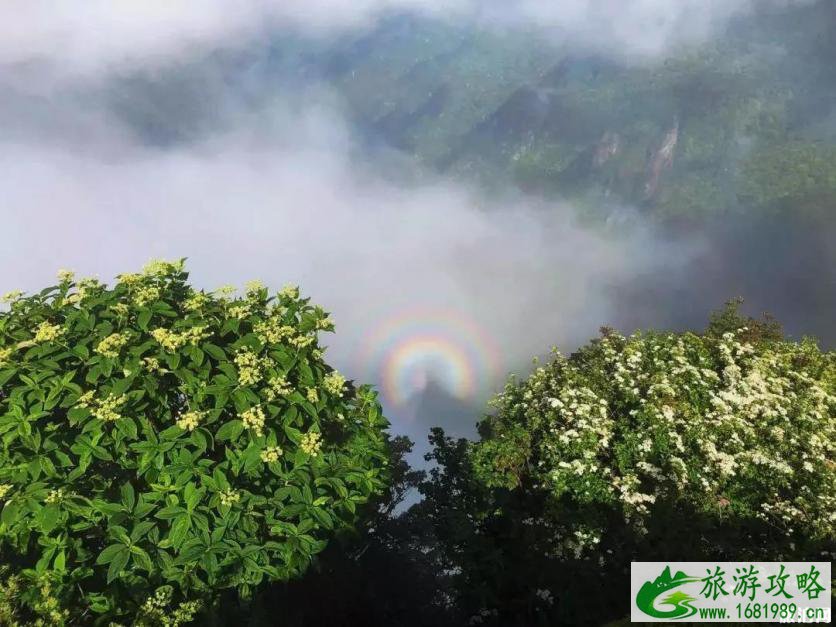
left=265, top=1, right=836, bottom=222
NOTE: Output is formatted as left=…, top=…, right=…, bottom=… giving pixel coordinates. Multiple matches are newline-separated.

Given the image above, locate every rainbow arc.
left=355, top=308, right=501, bottom=407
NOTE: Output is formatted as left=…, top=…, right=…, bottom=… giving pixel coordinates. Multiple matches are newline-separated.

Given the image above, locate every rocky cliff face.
left=593, top=131, right=621, bottom=167
left=644, top=119, right=679, bottom=200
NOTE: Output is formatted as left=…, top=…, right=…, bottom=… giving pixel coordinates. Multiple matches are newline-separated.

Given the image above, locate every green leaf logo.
left=636, top=566, right=701, bottom=620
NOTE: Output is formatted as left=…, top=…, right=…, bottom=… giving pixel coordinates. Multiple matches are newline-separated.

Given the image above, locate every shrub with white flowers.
left=0, top=260, right=389, bottom=624
left=473, top=306, right=835, bottom=563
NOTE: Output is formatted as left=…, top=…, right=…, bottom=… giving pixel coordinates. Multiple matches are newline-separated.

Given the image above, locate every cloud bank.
left=0, top=0, right=813, bottom=77
left=0, top=100, right=686, bottom=397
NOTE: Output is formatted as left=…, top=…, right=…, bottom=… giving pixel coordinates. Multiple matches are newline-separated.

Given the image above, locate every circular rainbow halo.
left=356, top=308, right=501, bottom=407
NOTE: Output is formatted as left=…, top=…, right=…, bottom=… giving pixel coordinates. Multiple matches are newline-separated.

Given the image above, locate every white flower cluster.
left=481, top=326, right=836, bottom=554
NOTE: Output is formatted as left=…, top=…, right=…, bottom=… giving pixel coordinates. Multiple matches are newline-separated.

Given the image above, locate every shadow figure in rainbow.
left=635, top=566, right=702, bottom=620
left=401, top=377, right=480, bottom=438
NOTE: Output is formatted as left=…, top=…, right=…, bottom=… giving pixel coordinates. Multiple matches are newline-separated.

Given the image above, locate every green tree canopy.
left=0, top=261, right=389, bottom=625
left=474, top=307, right=835, bottom=553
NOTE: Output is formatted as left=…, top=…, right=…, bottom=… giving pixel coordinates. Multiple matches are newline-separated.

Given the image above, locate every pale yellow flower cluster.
left=111, top=302, right=130, bottom=316
left=240, top=406, right=266, bottom=436
left=214, top=285, right=236, bottom=301
left=139, top=587, right=174, bottom=620
left=289, top=334, right=316, bottom=349
left=95, top=332, right=130, bottom=358
left=138, top=587, right=201, bottom=627
left=62, top=292, right=82, bottom=307
left=142, top=259, right=184, bottom=277
left=150, top=328, right=184, bottom=351
left=150, top=326, right=208, bottom=351
left=93, top=395, right=127, bottom=422
left=0, top=484, right=12, bottom=500
left=265, top=375, right=292, bottom=401
left=234, top=348, right=269, bottom=386
left=56, top=269, right=75, bottom=283
left=183, top=291, right=209, bottom=311
left=219, top=489, right=241, bottom=507
left=0, top=346, right=13, bottom=365
left=176, top=411, right=203, bottom=432
left=117, top=272, right=143, bottom=286
left=0, top=290, right=24, bottom=304
left=133, top=285, right=161, bottom=306
left=76, top=277, right=100, bottom=300
left=228, top=303, right=252, bottom=320
left=245, top=280, right=265, bottom=294
left=315, top=316, right=334, bottom=331
left=260, top=446, right=283, bottom=463
left=253, top=318, right=295, bottom=344
left=306, top=387, right=319, bottom=404
left=322, top=371, right=347, bottom=397
left=76, top=391, right=95, bottom=408
left=32, top=578, right=70, bottom=625
left=300, top=431, right=322, bottom=457
left=312, top=306, right=335, bottom=331
left=44, top=488, right=64, bottom=504
left=33, top=321, right=64, bottom=343
left=143, top=357, right=164, bottom=374
left=77, top=390, right=127, bottom=422
left=278, top=284, right=299, bottom=300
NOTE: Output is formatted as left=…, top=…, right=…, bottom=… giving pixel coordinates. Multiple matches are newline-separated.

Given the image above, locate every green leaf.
left=38, top=505, right=60, bottom=533
left=212, top=468, right=230, bottom=490
left=1, top=501, right=21, bottom=526
left=155, top=505, right=185, bottom=520
left=40, top=456, right=57, bottom=478
left=215, top=420, right=244, bottom=443
left=190, top=429, right=208, bottom=452
left=120, top=483, right=136, bottom=510
left=184, top=483, right=201, bottom=511
left=159, top=425, right=184, bottom=441
left=203, top=343, right=226, bottom=361
left=107, top=548, right=130, bottom=583
left=0, top=369, right=17, bottom=387
left=163, top=352, right=181, bottom=370
left=130, top=545, right=153, bottom=571
left=284, top=425, right=302, bottom=444
left=111, top=376, right=134, bottom=396
left=168, top=514, right=192, bottom=548
left=137, top=309, right=152, bottom=331
left=130, top=521, right=156, bottom=542
left=311, top=508, right=333, bottom=529
left=96, top=543, right=127, bottom=565
left=28, top=458, right=42, bottom=481
left=188, top=346, right=205, bottom=367
left=115, top=417, right=138, bottom=440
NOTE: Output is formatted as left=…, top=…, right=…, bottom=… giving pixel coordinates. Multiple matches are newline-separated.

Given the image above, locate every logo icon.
left=636, top=566, right=702, bottom=620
